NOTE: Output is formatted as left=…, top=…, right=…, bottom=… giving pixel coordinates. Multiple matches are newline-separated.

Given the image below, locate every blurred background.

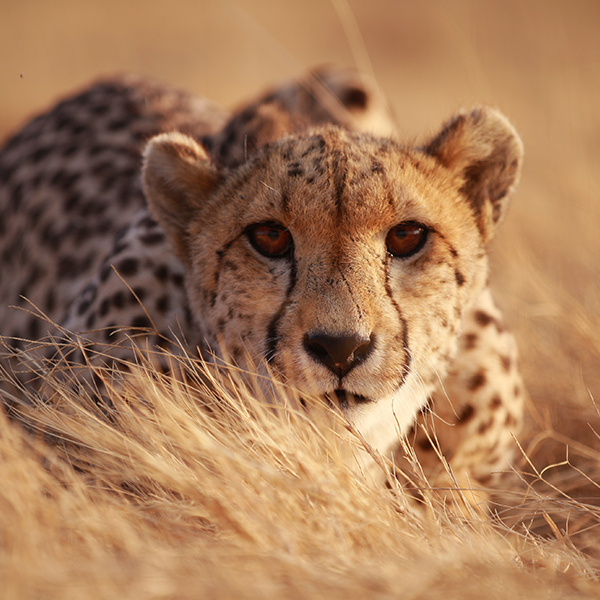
left=1, top=0, right=599, bottom=484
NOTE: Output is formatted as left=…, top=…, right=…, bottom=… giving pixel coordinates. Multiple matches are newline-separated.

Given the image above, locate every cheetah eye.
left=246, top=222, right=293, bottom=258
left=386, top=222, right=429, bottom=258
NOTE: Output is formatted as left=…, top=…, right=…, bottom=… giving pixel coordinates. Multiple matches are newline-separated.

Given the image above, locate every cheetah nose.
left=303, top=331, right=374, bottom=378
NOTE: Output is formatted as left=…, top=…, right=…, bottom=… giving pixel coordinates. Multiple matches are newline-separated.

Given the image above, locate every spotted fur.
left=0, top=68, right=524, bottom=501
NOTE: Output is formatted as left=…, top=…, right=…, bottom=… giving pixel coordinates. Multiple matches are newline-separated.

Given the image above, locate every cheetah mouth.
left=298, top=389, right=373, bottom=411
left=326, top=389, right=373, bottom=410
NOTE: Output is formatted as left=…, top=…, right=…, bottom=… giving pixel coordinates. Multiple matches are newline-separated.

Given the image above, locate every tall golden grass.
left=0, top=340, right=598, bottom=598
left=1, top=0, right=599, bottom=596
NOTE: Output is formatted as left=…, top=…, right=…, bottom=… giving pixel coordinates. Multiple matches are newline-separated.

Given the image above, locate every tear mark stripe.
left=265, top=254, right=297, bottom=366
left=383, top=254, right=411, bottom=383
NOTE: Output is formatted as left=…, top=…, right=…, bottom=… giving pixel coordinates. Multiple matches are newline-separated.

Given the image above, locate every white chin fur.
left=349, top=373, right=431, bottom=472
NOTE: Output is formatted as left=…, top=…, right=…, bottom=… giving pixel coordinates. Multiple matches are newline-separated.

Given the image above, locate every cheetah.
left=0, top=68, right=524, bottom=501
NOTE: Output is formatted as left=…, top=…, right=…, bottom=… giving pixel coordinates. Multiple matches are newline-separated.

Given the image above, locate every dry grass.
left=0, top=343, right=598, bottom=599
left=1, top=0, right=599, bottom=596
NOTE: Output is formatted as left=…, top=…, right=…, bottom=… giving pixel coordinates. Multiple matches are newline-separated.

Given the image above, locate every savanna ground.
left=1, top=0, right=599, bottom=597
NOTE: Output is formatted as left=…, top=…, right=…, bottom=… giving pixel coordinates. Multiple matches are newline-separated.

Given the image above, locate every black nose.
left=303, top=331, right=374, bottom=378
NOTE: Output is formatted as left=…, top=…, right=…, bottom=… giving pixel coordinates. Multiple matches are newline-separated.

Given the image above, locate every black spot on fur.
left=216, top=317, right=226, bottom=333
left=455, top=270, right=465, bottom=286
left=99, top=298, right=111, bottom=317
left=27, top=205, right=43, bottom=226
left=463, top=333, right=478, bottom=350
left=31, top=172, right=44, bottom=188
left=32, top=145, right=52, bottom=164
left=131, top=315, right=152, bottom=329
left=131, top=287, right=146, bottom=304
left=468, top=370, right=487, bottom=391
left=47, top=169, right=66, bottom=188
left=58, top=256, right=84, bottom=278
left=474, top=310, right=506, bottom=332
left=208, top=291, right=217, bottom=309
left=45, top=289, right=56, bottom=314
left=28, top=318, right=40, bottom=339
left=91, top=161, right=114, bottom=179
left=154, top=265, right=169, bottom=282
left=478, top=418, right=494, bottom=434
left=77, top=296, right=93, bottom=316
left=100, top=176, right=117, bottom=193
left=86, top=311, right=97, bottom=329
left=155, top=295, right=170, bottom=314
left=490, top=395, right=502, bottom=409
left=73, top=226, right=92, bottom=244
left=421, top=398, right=433, bottom=415
left=237, top=106, right=255, bottom=125
left=112, top=291, right=127, bottom=309
left=457, top=404, right=475, bottom=423
left=100, top=262, right=113, bottom=283
left=64, top=193, right=80, bottom=212
left=287, top=162, right=304, bottom=177
left=116, top=258, right=139, bottom=277
left=417, top=438, right=434, bottom=452
left=12, top=183, right=24, bottom=209
left=156, top=334, right=172, bottom=350
left=474, top=311, right=493, bottom=327
left=63, top=172, right=82, bottom=191
left=71, top=122, right=89, bottom=136
left=107, top=118, right=129, bottom=131
left=40, top=222, right=63, bottom=248
left=62, top=145, right=78, bottom=158
left=341, top=87, right=369, bottom=110
left=140, top=231, right=165, bottom=246
left=222, top=260, right=238, bottom=273
left=91, top=104, right=110, bottom=117
left=140, top=215, right=158, bottom=229
left=371, top=160, right=384, bottom=174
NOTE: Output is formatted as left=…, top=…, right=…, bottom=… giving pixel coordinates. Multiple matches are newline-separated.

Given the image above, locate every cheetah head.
left=142, top=108, right=522, bottom=454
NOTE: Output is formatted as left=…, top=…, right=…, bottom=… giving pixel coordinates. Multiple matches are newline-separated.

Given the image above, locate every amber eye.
left=246, top=222, right=293, bottom=258
left=386, top=222, right=429, bottom=258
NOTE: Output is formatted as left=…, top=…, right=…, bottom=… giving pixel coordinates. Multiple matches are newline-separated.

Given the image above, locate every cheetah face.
left=143, top=109, right=522, bottom=446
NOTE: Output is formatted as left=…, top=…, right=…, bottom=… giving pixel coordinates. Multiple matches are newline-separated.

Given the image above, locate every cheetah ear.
left=143, top=132, right=221, bottom=259
left=425, top=107, right=523, bottom=242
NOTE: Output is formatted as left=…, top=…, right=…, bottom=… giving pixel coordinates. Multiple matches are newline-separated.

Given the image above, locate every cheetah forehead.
left=216, top=126, right=470, bottom=238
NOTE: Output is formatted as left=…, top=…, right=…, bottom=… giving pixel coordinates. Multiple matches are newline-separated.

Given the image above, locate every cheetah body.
left=0, top=70, right=524, bottom=491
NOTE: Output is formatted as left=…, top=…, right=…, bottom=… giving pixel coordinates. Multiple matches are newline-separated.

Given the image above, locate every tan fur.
left=0, top=69, right=524, bottom=503
left=143, top=102, right=524, bottom=484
